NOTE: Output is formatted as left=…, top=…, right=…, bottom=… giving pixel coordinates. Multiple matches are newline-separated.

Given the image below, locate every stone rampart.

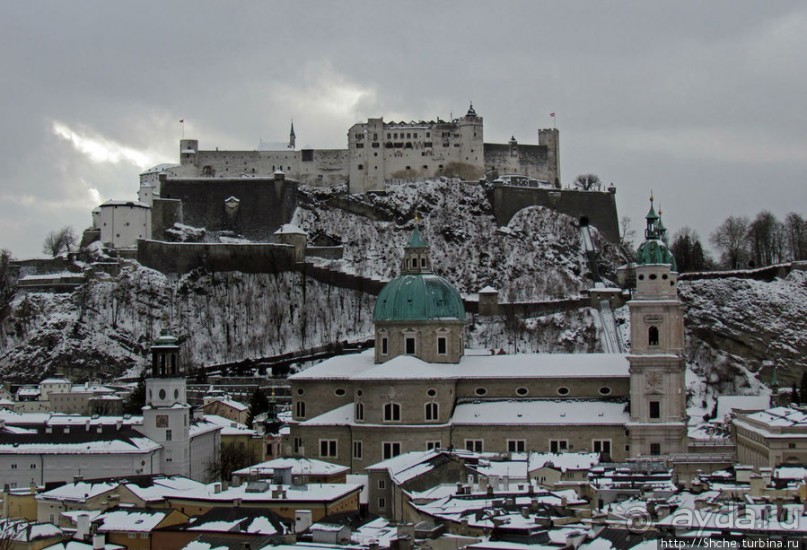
left=159, top=176, right=297, bottom=241
left=151, top=198, right=183, bottom=241
left=491, top=185, right=620, bottom=242
left=137, top=240, right=295, bottom=274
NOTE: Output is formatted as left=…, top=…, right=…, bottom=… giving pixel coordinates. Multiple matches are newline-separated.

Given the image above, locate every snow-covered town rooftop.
left=0, top=435, right=161, bottom=455
left=233, top=456, right=350, bottom=478
left=716, top=394, right=770, bottom=420
left=94, top=509, right=169, bottom=533
left=291, top=349, right=630, bottom=381
left=36, top=481, right=118, bottom=503
left=528, top=452, right=601, bottom=473
left=733, top=406, right=807, bottom=438
left=162, top=481, right=363, bottom=503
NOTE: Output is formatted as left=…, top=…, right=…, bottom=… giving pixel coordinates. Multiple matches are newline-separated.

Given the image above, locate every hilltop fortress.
left=85, top=105, right=619, bottom=264
left=165, top=104, right=560, bottom=193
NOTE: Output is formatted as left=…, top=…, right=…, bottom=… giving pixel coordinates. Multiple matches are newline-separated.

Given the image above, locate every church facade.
left=288, top=202, right=688, bottom=471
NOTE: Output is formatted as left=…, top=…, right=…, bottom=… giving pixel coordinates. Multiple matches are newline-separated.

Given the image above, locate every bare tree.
left=0, top=249, right=15, bottom=309
left=747, top=211, right=783, bottom=267
left=710, top=215, right=750, bottom=269
left=42, top=226, right=77, bottom=257
left=783, top=212, right=807, bottom=261
left=573, top=173, right=601, bottom=191
left=619, top=216, right=636, bottom=248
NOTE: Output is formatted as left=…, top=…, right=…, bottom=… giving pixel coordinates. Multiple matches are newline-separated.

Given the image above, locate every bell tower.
left=627, top=197, right=688, bottom=457
left=142, top=328, right=191, bottom=476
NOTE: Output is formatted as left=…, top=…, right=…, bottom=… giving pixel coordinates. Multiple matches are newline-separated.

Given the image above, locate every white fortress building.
left=146, top=104, right=560, bottom=194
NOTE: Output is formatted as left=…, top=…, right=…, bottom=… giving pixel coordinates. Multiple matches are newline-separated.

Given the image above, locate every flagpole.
left=180, top=119, right=185, bottom=139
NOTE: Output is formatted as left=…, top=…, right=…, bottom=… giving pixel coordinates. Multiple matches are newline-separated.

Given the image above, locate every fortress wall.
left=137, top=240, right=295, bottom=274
left=159, top=177, right=297, bottom=241
left=484, top=143, right=553, bottom=181
left=305, top=246, right=344, bottom=260
left=296, top=149, right=350, bottom=186
left=151, top=198, right=183, bottom=241
left=492, top=185, right=620, bottom=242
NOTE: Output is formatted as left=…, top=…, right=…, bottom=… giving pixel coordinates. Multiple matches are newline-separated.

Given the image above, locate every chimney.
left=76, top=513, right=91, bottom=540
left=92, top=534, right=105, bottom=550
left=73, top=475, right=83, bottom=483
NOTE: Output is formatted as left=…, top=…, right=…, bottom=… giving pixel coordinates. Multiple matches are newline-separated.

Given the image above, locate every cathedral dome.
left=373, top=273, right=465, bottom=322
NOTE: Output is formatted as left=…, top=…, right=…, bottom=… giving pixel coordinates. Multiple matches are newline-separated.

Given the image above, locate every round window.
left=427, top=388, right=437, bottom=397
left=638, top=274, right=645, bottom=280
left=662, top=274, right=668, bottom=280
left=159, top=389, right=166, bottom=400
left=557, top=387, right=570, bottom=396
left=516, top=387, right=529, bottom=396
left=475, top=387, right=488, bottom=396
left=296, top=388, right=304, bottom=396
left=357, top=389, right=363, bottom=397
left=649, top=274, right=657, bottom=280
left=334, top=388, right=346, bottom=397
left=599, top=386, right=612, bottom=396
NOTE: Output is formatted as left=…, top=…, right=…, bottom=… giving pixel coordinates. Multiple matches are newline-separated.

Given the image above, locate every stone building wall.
left=137, top=240, right=295, bottom=274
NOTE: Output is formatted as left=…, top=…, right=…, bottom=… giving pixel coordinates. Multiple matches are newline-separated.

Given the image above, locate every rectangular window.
left=383, top=442, right=401, bottom=460
left=378, top=498, right=386, bottom=509
left=426, top=441, right=441, bottom=450
left=384, top=403, right=401, bottom=422
left=649, top=401, right=661, bottom=419
left=293, top=437, right=303, bottom=454
left=11, top=464, right=17, bottom=470
left=593, top=440, right=612, bottom=455
left=549, top=440, right=568, bottom=453
left=378, top=479, right=386, bottom=489
left=507, top=440, right=526, bottom=453
left=296, top=400, right=306, bottom=419
left=319, top=439, right=338, bottom=458
left=650, top=443, right=662, bottom=456
left=166, top=429, right=172, bottom=441
left=353, top=440, right=363, bottom=460
left=437, top=337, right=447, bottom=355
left=465, top=439, right=484, bottom=453
left=381, top=337, right=388, bottom=355
left=405, top=337, right=416, bottom=355
left=425, top=402, right=439, bottom=421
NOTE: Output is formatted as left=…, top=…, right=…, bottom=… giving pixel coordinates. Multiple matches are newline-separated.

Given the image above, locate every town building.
left=733, top=406, right=807, bottom=468
left=288, top=200, right=688, bottom=478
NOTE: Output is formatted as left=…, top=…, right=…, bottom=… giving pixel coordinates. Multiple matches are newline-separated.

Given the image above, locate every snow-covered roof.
left=274, top=223, right=307, bottom=235
left=453, top=400, right=629, bottom=426
left=478, top=286, right=498, bottom=294
left=99, top=200, right=150, bottom=209
left=528, top=452, right=601, bottom=473
left=40, top=378, right=71, bottom=385
left=164, top=481, right=362, bottom=504
left=94, top=509, right=168, bottom=533
left=37, top=481, right=118, bottom=503
left=140, top=163, right=178, bottom=176
left=365, top=449, right=441, bottom=481
left=0, top=436, right=161, bottom=455
left=291, top=349, right=630, bottom=381
left=734, top=406, right=807, bottom=438
left=202, top=415, right=256, bottom=436
left=124, top=476, right=209, bottom=502
left=189, top=420, right=222, bottom=438
left=206, top=398, right=248, bottom=412
left=716, top=395, right=770, bottom=419
left=233, top=457, right=349, bottom=477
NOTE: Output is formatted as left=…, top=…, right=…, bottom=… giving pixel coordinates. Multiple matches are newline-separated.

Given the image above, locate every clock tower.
left=142, top=328, right=191, bottom=476
left=627, top=198, right=688, bottom=457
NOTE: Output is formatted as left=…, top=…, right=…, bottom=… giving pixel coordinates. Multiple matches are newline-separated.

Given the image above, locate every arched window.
left=296, top=401, right=306, bottom=419
left=425, top=402, right=439, bottom=421
left=355, top=402, right=364, bottom=421
left=649, top=326, right=660, bottom=346
left=384, top=402, right=401, bottom=422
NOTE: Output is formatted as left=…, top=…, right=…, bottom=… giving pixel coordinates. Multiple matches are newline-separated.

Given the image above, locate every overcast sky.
left=1, top=1, right=805, bottom=258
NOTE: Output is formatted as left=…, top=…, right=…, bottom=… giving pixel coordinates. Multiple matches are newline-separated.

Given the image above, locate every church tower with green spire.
left=627, top=196, right=688, bottom=457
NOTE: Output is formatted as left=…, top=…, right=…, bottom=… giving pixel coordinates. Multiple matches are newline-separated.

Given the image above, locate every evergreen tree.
left=791, top=383, right=800, bottom=405
left=123, top=370, right=147, bottom=415
left=246, top=387, right=270, bottom=428
left=800, top=372, right=807, bottom=407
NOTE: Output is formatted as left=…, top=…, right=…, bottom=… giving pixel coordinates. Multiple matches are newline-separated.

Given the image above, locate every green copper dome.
left=374, top=273, right=465, bottom=322
left=637, top=239, right=676, bottom=267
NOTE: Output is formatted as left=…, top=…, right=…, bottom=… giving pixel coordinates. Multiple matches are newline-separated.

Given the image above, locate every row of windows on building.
left=309, top=437, right=618, bottom=461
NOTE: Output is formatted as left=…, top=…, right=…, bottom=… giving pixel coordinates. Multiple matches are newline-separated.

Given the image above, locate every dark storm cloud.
left=1, top=1, right=804, bottom=257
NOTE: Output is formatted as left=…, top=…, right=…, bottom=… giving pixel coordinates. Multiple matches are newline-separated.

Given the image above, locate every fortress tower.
left=627, top=198, right=688, bottom=457
left=141, top=328, right=192, bottom=476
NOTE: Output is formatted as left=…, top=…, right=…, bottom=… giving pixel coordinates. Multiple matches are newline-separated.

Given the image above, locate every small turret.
left=289, top=120, right=296, bottom=150
left=401, top=223, right=432, bottom=274
left=151, top=328, right=182, bottom=378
